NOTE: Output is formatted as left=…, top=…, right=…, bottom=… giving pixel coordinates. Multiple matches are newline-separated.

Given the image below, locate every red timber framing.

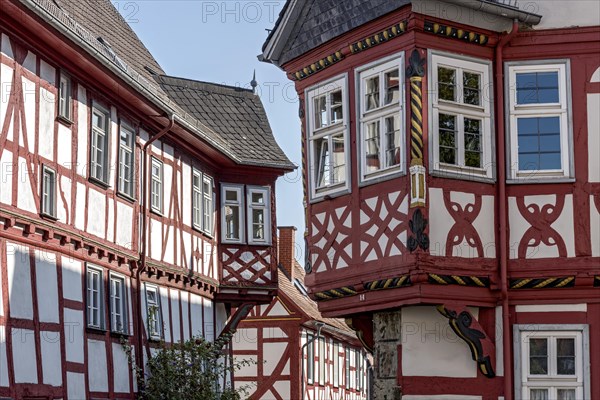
left=0, top=1, right=290, bottom=398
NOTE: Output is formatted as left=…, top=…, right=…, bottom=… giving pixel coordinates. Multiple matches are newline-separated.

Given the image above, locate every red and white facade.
left=263, top=1, right=600, bottom=399
left=0, top=1, right=291, bottom=399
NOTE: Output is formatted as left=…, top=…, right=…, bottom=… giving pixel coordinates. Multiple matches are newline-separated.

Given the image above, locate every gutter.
left=441, top=0, right=542, bottom=25
left=495, top=19, right=519, bottom=400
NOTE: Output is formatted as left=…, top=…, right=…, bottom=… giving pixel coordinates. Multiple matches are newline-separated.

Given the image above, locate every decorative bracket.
left=437, top=304, right=496, bottom=378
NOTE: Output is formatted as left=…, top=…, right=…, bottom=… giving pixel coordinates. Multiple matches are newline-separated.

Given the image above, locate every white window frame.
left=221, top=184, right=244, bottom=244
left=58, top=72, right=72, bottom=121
left=506, top=60, right=573, bottom=182
left=109, top=273, right=128, bottom=334
left=345, top=346, right=351, bottom=389
left=41, top=165, right=57, bottom=218
left=429, top=51, right=494, bottom=181
left=307, top=332, right=314, bottom=385
left=356, top=53, right=406, bottom=183
left=318, top=337, right=325, bottom=386
left=305, top=74, right=350, bottom=202
left=118, top=122, right=135, bottom=199
left=192, top=169, right=203, bottom=230
left=86, top=264, right=104, bottom=330
left=514, top=324, right=590, bottom=400
left=144, top=284, right=163, bottom=340
left=246, top=186, right=271, bottom=245
left=150, top=157, right=163, bottom=214
left=333, top=342, right=340, bottom=388
left=202, top=175, right=214, bottom=236
left=90, top=104, right=110, bottom=185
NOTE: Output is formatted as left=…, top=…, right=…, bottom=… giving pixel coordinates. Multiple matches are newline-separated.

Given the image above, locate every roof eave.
left=261, top=0, right=304, bottom=66
left=441, top=0, right=542, bottom=25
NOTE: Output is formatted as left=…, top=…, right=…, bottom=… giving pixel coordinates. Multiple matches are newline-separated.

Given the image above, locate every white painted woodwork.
left=516, top=304, right=587, bottom=313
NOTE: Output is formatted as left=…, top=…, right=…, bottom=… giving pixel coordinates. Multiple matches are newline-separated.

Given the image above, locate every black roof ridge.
left=157, top=74, right=256, bottom=98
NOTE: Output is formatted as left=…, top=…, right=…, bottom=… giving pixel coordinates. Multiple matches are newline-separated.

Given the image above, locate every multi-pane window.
left=86, top=265, right=104, bottom=329
left=430, top=53, right=493, bottom=179
left=90, top=105, right=110, bottom=184
left=333, top=342, right=340, bottom=387
left=519, top=329, right=585, bottom=400
left=358, top=56, right=404, bottom=181
left=118, top=123, right=135, bottom=198
left=507, top=62, right=571, bottom=180
left=193, top=171, right=214, bottom=235
left=247, top=187, right=270, bottom=245
left=145, top=285, right=162, bottom=340
left=307, top=333, right=314, bottom=384
left=222, top=185, right=243, bottom=243
left=356, top=350, right=362, bottom=390
left=307, top=76, right=349, bottom=199
left=109, top=274, right=127, bottom=334
left=150, top=157, right=163, bottom=213
left=41, top=166, right=56, bottom=218
left=58, top=73, right=72, bottom=121
left=345, top=347, right=351, bottom=389
left=318, top=337, right=325, bottom=386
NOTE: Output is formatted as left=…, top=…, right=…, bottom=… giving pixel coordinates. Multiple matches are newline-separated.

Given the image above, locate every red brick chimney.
left=278, top=226, right=297, bottom=279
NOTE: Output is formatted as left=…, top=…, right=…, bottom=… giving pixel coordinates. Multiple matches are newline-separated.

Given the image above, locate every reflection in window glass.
left=529, top=338, right=548, bottom=375
left=330, top=90, right=343, bottom=123
left=384, top=69, right=400, bottom=105
left=314, top=95, right=327, bottom=129
left=517, top=117, right=561, bottom=171
left=463, top=71, right=481, bottom=106
left=464, top=118, right=482, bottom=168
left=438, top=66, right=456, bottom=102
left=365, top=76, right=380, bottom=111
left=516, top=72, right=559, bottom=104
left=365, top=121, right=380, bottom=173
left=439, top=114, right=457, bottom=165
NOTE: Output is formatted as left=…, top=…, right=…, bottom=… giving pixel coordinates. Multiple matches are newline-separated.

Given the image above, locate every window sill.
left=430, top=168, right=495, bottom=184
left=88, top=176, right=110, bottom=190
left=56, top=115, right=74, bottom=127
left=40, top=212, right=59, bottom=222
left=310, top=187, right=350, bottom=204
left=116, top=191, right=136, bottom=204
left=247, top=241, right=273, bottom=247
left=110, top=330, right=130, bottom=339
left=149, top=207, right=163, bottom=217
left=86, top=326, right=107, bottom=335
left=507, top=176, right=575, bottom=185
left=359, top=169, right=406, bottom=188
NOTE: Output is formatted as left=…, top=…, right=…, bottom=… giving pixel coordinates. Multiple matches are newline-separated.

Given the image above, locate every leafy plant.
left=122, top=332, right=254, bottom=400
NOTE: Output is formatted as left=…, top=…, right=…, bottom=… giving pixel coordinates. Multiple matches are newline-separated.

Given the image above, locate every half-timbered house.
left=232, top=227, right=370, bottom=400
left=0, top=0, right=293, bottom=398
left=262, top=1, right=600, bottom=399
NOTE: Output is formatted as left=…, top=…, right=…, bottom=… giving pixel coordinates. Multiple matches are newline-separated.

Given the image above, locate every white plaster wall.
left=234, top=355, right=258, bottom=377
left=190, top=293, right=203, bottom=337
left=181, top=292, right=190, bottom=341
left=264, top=342, right=287, bottom=375
left=87, top=339, right=108, bottom=392
left=64, top=308, right=84, bottom=364
left=40, top=60, right=55, bottom=85
left=76, top=85, right=88, bottom=178
left=273, top=380, right=291, bottom=400
left=0, top=64, right=14, bottom=142
left=234, top=328, right=258, bottom=351
left=22, top=77, right=36, bottom=152
left=38, top=86, right=55, bottom=160
left=150, top=219, right=162, bottom=261
left=215, top=302, right=228, bottom=337
left=171, top=289, right=181, bottom=343
left=402, top=306, right=477, bottom=377
left=61, top=256, right=83, bottom=302
left=203, top=298, right=215, bottom=341
left=87, top=187, right=106, bottom=238
left=591, top=195, right=600, bottom=257
left=112, top=342, right=131, bottom=393
left=473, top=195, right=496, bottom=257
left=268, top=299, right=290, bottom=316
left=533, top=1, right=600, bottom=30
left=264, top=327, right=288, bottom=339
left=182, top=162, right=192, bottom=227
left=107, top=198, right=115, bottom=243
left=35, top=249, right=59, bottom=323
left=41, top=331, right=62, bottom=386
left=588, top=92, right=600, bottom=182
left=159, top=287, right=171, bottom=343
left=17, top=156, right=36, bottom=213
left=67, top=372, right=86, bottom=400
left=116, top=201, right=133, bottom=249
left=182, top=231, right=191, bottom=272
left=12, top=328, right=37, bottom=383
left=74, top=182, right=86, bottom=231
left=0, top=326, right=9, bottom=387
left=57, top=175, right=71, bottom=224
left=428, top=188, right=453, bottom=257
left=6, top=241, right=33, bottom=319
left=57, top=124, right=72, bottom=168
left=0, top=150, right=13, bottom=206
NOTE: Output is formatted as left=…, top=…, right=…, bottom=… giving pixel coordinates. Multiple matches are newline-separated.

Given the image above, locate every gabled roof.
left=261, top=0, right=541, bottom=66
left=155, top=76, right=294, bottom=169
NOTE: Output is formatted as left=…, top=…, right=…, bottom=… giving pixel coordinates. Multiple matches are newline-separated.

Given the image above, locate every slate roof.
left=155, top=76, right=294, bottom=169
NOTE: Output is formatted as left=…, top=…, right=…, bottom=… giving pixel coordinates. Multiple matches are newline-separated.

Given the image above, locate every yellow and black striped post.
left=407, top=49, right=427, bottom=208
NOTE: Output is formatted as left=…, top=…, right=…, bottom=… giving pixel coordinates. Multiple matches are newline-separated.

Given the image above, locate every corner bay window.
left=306, top=76, right=349, bottom=199
left=507, top=61, right=572, bottom=180
left=358, top=55, right=405, bottom=181
left=430, top=52, right=493, bottom=179
left=221, top=184, right=271, bottom=245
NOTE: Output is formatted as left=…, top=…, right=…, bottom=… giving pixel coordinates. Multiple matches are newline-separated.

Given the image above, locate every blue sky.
left=113, top=1, right=305, bottom=259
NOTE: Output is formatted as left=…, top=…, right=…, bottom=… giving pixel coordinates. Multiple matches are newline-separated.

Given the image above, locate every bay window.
left=430, top=52, right=493, bottom=180
left=306, top=75, right=349, bottom=200
left=507, top=61, right=572, bottom=181
left=358, top=55, right=405, bottom=182
left=221, top=184, right=271, bottom=245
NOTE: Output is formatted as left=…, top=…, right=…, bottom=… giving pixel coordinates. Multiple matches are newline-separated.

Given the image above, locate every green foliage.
left=122, top=332, right=254, bottom=400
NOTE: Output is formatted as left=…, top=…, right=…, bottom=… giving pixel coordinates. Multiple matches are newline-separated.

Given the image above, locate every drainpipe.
left=135, top=113, right=175, bottom=375
left=300, top=322, right=324, bottom=400
left=496, top=19, right=519, bottom=400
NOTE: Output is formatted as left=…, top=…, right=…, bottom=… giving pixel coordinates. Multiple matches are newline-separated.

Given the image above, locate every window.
left=90, top=105, right=110, bottom=184
left=430, top=52, right=493, bottom=179
left=150, top=157, right=163, bottom=214
left=307, top=333, right=314, bottom=384
left=118, top=123, right=135, bottom=198
left=318, top=337, right=325, bottom=386
left=356, top=350, right=362, bottom=390
left=345, top=347, right=351, bottom=389
left=58, top=73, right=72, bottom=121
left=333, top=342, right=340, bottom=388
left=193, top=170, right=214, bottom=235
left=109, top=274, right=127, bottom=334
left=145, top=285, right=162, bottom=340
left=517, top=326, right=588, bottom=400
left=41, top=166, right=56, bottom=218
left=222, top=184, right=243, bottom=243
left=358, top=55, right=405, bottom=181
left=306, top=75, right=349, bottom=200
left=247, top=187, right=270, bottom=245
left=507, top=61, right=572, bottom=180
left=86, top=265, right=104, bottom=330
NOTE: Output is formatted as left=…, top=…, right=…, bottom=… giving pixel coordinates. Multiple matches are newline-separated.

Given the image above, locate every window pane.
left=385, top=115, right=401, bottom=167
left=530, top=389, right=549, bottom=400
left=463, top=72, right=481, bottom=106
left=332, top=134, right=345, bottom=184
left=384, top=69, right=400, bottom=105
left=365, top=121, right=381, bottom=173
left=438, top=67, right=456, bottom=101
left=516, top=71, right=559, bottom=104
left=314, top=138, right=330, bottom=188
left=517, top=117, right=561, bottom=171
left=252, top=209, right=264, bottom=239
left=529, top=338, right=548, bottom=375
left=314, top=95, right=327, bottom=129
left=439, top=114, right=456, bottom=165
left=331, top=90, right=343, bottom=123
left=557, top=389, right=576, bottom=400
left=251, top=192, right=264, bottom=204
left=464, top=118, right=482, bottom=168
left=557, top=338, right=576, bottom=375
left=225, top=190, right=238, bottom=202
left=365, top=76, right=380, bottom=110
left=225, top=205, right=240, bottom=239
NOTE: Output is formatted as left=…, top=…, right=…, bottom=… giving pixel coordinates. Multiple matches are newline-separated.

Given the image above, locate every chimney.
left=278, top=226, right=297, bottom=279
